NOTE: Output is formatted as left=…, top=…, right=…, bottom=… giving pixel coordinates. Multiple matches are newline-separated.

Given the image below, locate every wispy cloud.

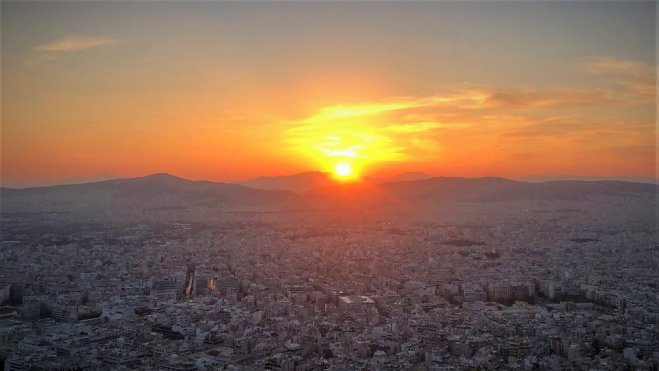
left=580, top=56, right=653, bottom=76
left=34, top=35, right=117, bottom=52
left=25, top=35, right=118, bottom=67
left=290, top=83, right=630, bottom=127
left=579, top=56, right=656, bottom=100
left=484, top=88, right=615, bottom=108
left=284, top=56, right=656, bottom=172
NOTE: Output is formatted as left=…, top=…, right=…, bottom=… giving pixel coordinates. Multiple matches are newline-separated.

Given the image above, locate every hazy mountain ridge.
left=0, top=173, right=295, bottom=213
left=1, top=173, right=656, bottom=214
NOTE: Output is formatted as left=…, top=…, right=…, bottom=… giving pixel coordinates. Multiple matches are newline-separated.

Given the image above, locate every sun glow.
left=285, top=98, right=444, bottom=182
left=332, top=161, right=361, bottom=182
left=335, top=163, right=353, bottom=179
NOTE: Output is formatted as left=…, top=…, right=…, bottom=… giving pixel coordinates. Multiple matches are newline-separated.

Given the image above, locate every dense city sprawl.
left=1, top=198, right=657, bottom=370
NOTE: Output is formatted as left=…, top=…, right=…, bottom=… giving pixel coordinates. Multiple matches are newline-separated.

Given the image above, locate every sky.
left=1, top=1, right=657, bottom=187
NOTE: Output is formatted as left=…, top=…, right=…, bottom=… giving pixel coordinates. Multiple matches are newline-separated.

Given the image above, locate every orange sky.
left=1, top=2, right=656, bottom=187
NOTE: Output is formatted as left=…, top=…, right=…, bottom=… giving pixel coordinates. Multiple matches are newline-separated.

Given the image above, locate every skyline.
left=2, top=1, right=657, bottom=187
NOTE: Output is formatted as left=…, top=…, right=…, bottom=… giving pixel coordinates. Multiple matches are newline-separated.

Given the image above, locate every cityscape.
left=0, top=174, right=657, bottom=370
left=1, top=1, right=657, bottom=370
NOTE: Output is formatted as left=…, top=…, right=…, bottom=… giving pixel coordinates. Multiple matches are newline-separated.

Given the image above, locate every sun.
left=334, top=163, right=353, bottom=179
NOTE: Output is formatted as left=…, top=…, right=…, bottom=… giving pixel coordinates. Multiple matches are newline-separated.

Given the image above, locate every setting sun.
left=334, top=163, right=353, bottom=179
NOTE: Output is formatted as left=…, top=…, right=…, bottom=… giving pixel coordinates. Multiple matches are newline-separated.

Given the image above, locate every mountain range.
left=1, top=172, right=656, bottom=215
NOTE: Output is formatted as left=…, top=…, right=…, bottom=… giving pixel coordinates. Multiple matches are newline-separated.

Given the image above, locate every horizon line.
left=1, top=171, right=658, bottom=190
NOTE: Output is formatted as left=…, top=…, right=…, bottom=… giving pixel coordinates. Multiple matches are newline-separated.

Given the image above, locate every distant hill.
left=0, top=173, right=295, bottom=213
left=241, top=171, right=333, bottom=192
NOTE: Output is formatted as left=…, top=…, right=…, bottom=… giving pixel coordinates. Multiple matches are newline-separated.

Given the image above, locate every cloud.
left=484, top=88, right=615, bottom=108
left=34, top=35, right=117, bottom=53
left=293, top=84, right=627, bottom=122
left=283, top=56, right=655, bottom=171
left=285, top=101, right=442, bottom=166
left=283, top=90, right=493, bottom=167
left=580, top=56, right=653, bottom=76
left=25, top=35, right=118, bottom=67
left=579, top=56, right=656, bottom=100
left=298, top=101, right=423, bottom=123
